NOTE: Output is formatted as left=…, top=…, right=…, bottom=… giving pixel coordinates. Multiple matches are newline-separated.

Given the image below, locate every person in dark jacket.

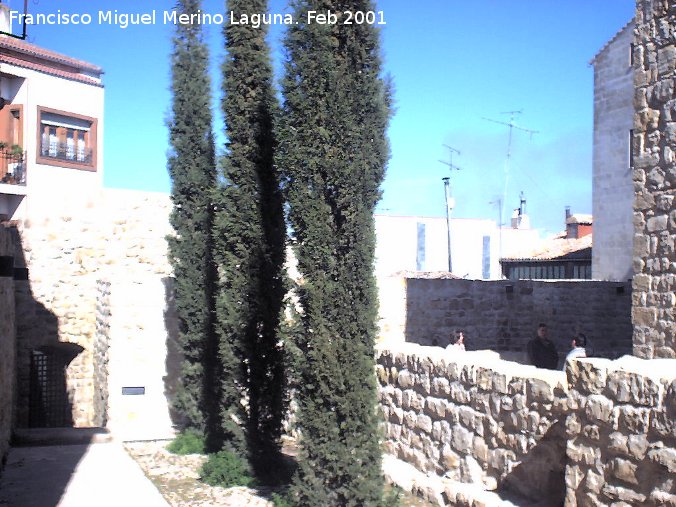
left=527, top=323, right=559, bottom=369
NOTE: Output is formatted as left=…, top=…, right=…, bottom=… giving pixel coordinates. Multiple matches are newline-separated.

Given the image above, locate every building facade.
left=591, top=20, right=634, bottom=281
left=0, top=11, right=104, bottom=222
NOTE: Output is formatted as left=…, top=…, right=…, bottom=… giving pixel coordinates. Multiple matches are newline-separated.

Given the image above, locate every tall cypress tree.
left=167, top=0, right=218, bottom=437
left=278, top=1, right=391, bottom=504
left=213, top=0, right=287, bottom=475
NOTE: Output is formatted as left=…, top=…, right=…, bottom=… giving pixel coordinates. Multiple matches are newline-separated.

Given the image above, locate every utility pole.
left=482, top=110, right=538, bottom=226
left=439, top=145, right=460, bottom=273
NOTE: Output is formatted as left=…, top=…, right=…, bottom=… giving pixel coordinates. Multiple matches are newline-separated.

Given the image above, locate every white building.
left=374, top=214, right=539, bottom=280
left=0, top=6, right=104, bottom=221
left=590, top=20, right=634, bottom=281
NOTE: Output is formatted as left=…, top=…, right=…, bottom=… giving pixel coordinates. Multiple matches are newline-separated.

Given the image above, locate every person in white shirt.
left=446, top=330, right=466, bottom=352
left=564, top=333, right=587, bottom=369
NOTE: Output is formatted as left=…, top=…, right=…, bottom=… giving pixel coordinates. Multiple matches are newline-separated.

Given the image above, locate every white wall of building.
left=591, top=22, right=634, bottom=281
left=0, top=62, right=104, bottom=219
left=375, top=214, right=539, bottom=280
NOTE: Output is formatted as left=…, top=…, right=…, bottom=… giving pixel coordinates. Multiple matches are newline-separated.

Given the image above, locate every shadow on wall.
left=162, top=276, right=184, bottom=429
left=499, top=418, right=567, bottom=506
left=403, top=278, right=633, bottom=365
left=10, top=226, right=84, bottom=429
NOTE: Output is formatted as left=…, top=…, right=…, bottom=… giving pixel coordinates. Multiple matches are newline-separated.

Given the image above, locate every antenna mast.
left=482, top=110, right=538, bottom=225
left=439, top=145, right=461, bottom=273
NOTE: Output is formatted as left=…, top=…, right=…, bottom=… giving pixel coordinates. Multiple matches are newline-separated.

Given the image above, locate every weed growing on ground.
left=166, top=430, right=206, bottom=455
left=200, top=450, right=254, bottom=487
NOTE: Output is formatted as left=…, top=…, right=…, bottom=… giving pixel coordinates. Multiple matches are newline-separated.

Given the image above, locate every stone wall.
left=632, top=0, right=676, bottom=359
left=377, top=343, right=569, bottom=504
left=105, top=276, right=177, bottom=441
left=403, top=277, right=633, bottom=363
left=93, top=280, right=111, bottom=427
left=377, top=343, right=676, bottom=506
left=592, top=21, right=635, bottom=282
left=565, top=356, right=676, bottom=505
left=15, top=188, right=173, bottom=427
left=0, top=226, right=16, bottom=463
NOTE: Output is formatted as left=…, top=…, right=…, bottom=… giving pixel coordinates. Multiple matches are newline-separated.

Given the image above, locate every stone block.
left=632, top=307, right=658, bottom=327
left=609, top=458, right=639, bottom=485
left=441, top=443, right=460, bottom=470
left=567, top=360, right=609, bottom=395
left=647, top=447, right=676, bottom=473
left=451, top=424, right=473, bottom=454
left=473, top=436, right=488, bottom=463
left=398, top=370, right=415, bottom=389
left=627, top=434, right=649, bottom=460
left=566, top=440, right=599, bottom=466
left=615, top=406, right=650, bottom=433
left=431, top=376, right=450, bottom=396
left=585, top=469, right=605, bottom=495
left=608, top=432, right=629, bottom=456
left=425, top=397, right=446, bottom=420
left=416, top=414, right=433, bottom=434
left=492, top=372, right=508, bottom=394
left=601, top=484, right=646, bottom=505
left=585, top=394, right=614, bottom=424
left=450, top=382, right=470, bottom=404
left=606, top=370, right=662, bottom=406
left=647, top=214, right=669, bottom=231
left=527, top=378, right=554, bottom=403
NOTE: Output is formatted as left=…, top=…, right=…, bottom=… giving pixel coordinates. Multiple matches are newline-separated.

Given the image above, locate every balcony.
left=40, top=139, right=92, bottom=165
left=0, top=144, right=26, bottom=186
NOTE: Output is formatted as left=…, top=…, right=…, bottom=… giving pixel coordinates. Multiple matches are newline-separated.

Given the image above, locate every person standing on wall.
left=563, top=333, right=587, bottom=369
left=446, top=330, right=466, bottom=351
left=527, top=323, right=559, bottom=369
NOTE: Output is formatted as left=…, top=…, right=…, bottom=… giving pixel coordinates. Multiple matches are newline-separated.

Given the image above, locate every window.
left=36, top=107, right=97, bottom=170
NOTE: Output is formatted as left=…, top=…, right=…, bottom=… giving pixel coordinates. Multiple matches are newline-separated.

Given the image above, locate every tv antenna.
left=482, top=110, right=538, bottom=225
left=439, top=145, right=460, bottom=273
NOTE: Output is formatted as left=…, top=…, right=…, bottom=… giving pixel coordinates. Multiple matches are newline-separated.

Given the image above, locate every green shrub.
left=200, top=450, right=254, bottom=487
left=166, top=430, right=205, bottom=455
left=271, top=492, right=294, bottom=507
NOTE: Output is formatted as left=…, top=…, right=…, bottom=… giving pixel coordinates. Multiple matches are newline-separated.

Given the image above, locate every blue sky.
left=8, top=0, right=634, bottom=235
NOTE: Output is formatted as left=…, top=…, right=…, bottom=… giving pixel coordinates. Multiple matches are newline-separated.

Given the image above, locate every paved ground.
left=0, top=429, right=169, bottom=507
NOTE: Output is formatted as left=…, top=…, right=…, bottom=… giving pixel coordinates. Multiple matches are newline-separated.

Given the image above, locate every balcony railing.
left=40, top=139, right=92, bottom=165
left=0, top=145, right=26, bottom=186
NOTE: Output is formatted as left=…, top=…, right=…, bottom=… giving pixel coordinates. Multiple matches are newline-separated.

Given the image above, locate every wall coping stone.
left=377, top=342, right=567, bottom=391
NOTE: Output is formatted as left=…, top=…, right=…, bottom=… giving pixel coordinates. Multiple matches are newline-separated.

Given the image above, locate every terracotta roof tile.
left=502, top=233, right=592, bottom=261
left=0, top=36, right=102, bottom=74
left=0, top=53, right=103, bottom=86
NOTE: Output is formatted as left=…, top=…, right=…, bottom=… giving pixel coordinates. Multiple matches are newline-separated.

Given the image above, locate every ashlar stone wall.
left=632, top=0, right=676, bottom=358
left=377, top=343, right=569, bottom=504
left=565, top=356, right=676, bottom=506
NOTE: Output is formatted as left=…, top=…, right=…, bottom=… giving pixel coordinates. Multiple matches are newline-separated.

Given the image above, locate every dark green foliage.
left=213, top=0, right=287, bottom=475
left=166, top=430, right=206, bottom=455
left=200, top=450, right=255, bottom=487
left=271, top=491, right=295, bottom=507
left=167, top=0, right=219, bottom=442
left=278, top=1, right=391, bottom=505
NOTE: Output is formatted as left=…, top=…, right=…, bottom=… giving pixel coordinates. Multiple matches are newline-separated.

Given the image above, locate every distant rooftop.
left=502, top=232, right=592, bottom=261
left=566, top=213, right=593, bottom=225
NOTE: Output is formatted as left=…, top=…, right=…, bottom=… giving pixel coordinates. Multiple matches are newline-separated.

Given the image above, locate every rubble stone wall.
left=403, top=278, right=633, bottom=363
left=0, top=227, right=16, bottom=463
left=632, top=0, right=676, bottom=359
left=15, top=189, right=172, bottom=427
left=564, top=356, right=676, bottom=506
left=377, top=343, right=676, bottom=506
left=377, top=343, right=569, bottom=503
